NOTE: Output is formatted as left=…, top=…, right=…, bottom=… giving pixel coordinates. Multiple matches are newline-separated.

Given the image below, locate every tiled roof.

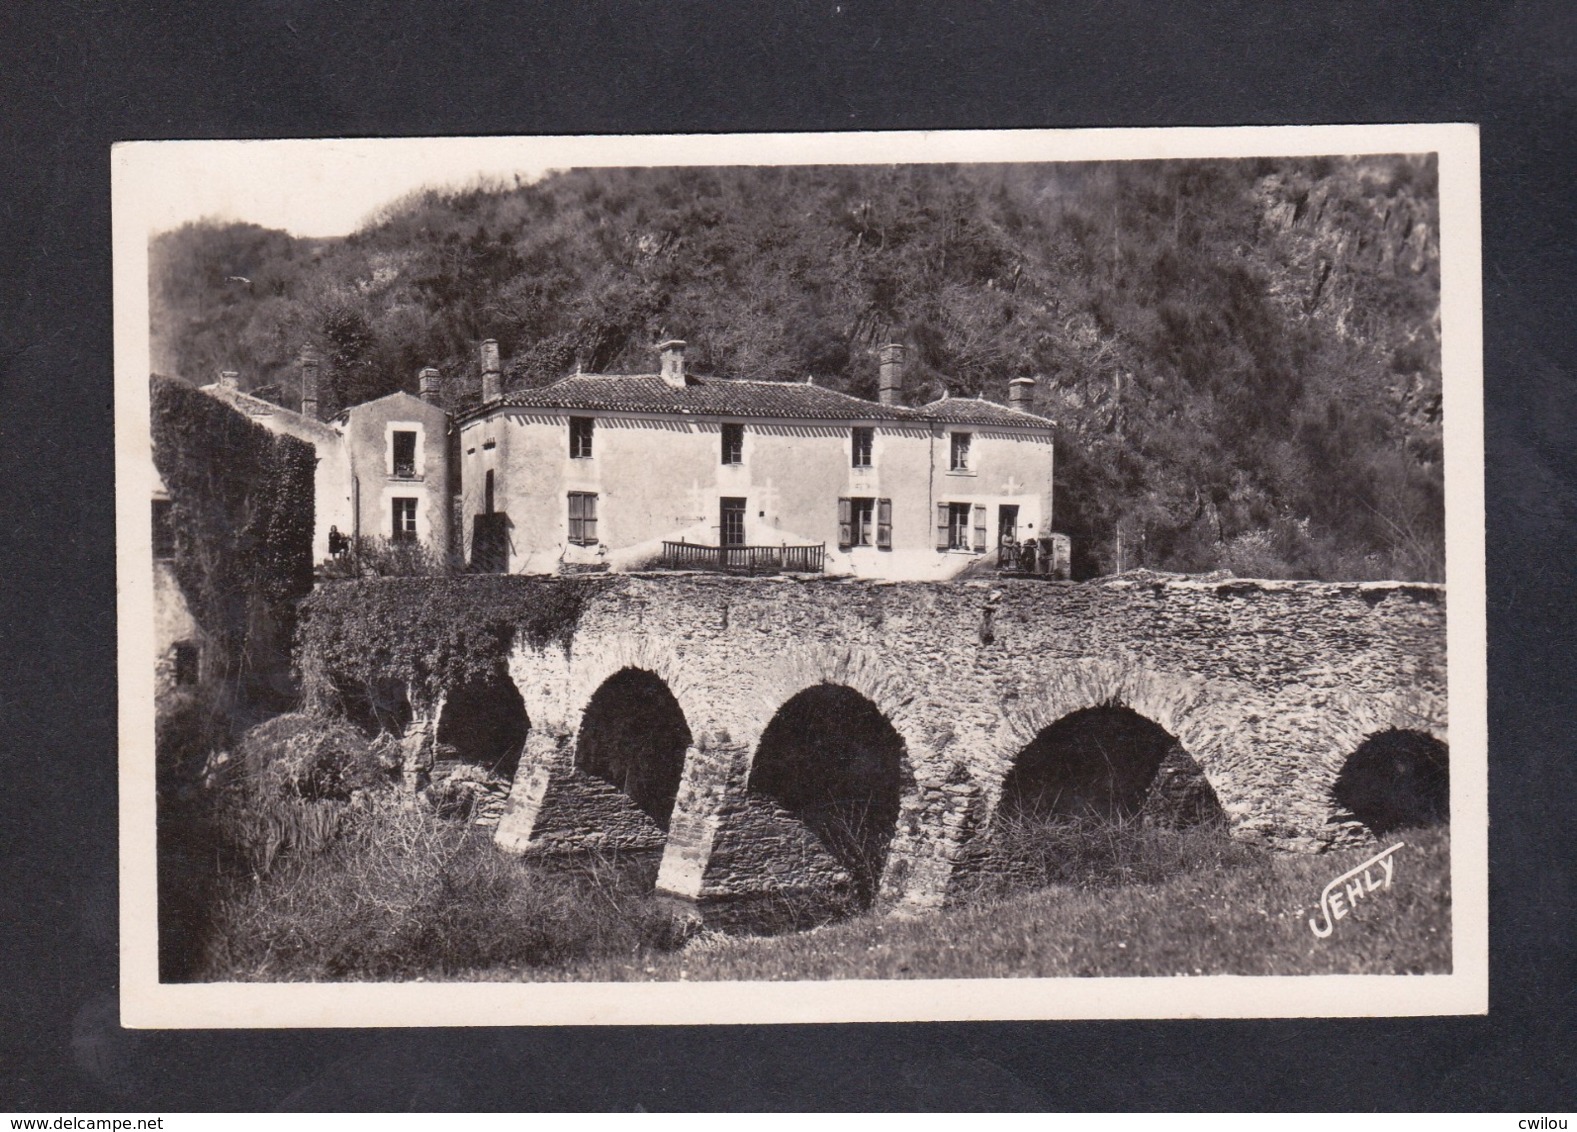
left=460, top=373, right=1053, bottom=427
left=919, top=396, right=1055, bottom=427
left=199, top=383, right=342, bottom=440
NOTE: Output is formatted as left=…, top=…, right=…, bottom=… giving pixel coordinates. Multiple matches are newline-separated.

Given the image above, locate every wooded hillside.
left=150, top=156, right=1442, bottom=580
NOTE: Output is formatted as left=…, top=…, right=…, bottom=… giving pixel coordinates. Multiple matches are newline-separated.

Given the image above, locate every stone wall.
left=379, top=572, right=1445, bottom=913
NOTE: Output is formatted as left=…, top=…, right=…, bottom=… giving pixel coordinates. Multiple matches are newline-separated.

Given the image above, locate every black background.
left=2, top=0, right=1574, bottom=1111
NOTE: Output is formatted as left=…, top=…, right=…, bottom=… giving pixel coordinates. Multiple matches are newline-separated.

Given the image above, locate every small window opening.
left=852, top=427, right=874, bottom=468
left=721, top=423, right=744, bottom=465
left=151, top=499, right=175, bottom=559
left=569, top=417, right=594, bottom=459
left=172, top=642, right=199, bottom=686
left=950, top=431, right=972, bottom=472
left=392, top=430, right=417, bottom=478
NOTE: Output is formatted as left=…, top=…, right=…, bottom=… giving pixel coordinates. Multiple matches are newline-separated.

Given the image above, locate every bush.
left=319, top=535, right=453, bottom=579
left=197, top=799, right=690, bottom=980
left=236, top=711, right=396, bottom=802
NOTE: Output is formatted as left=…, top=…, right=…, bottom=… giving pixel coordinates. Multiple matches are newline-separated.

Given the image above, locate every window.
left=950, top=431, right=972, bottom=472
left=392, top=497, right=418, bottom=542
left=949, top=503, right=972, bottom=549
left=569, top=416, right=594, bottom=459
left=392, top=430, right=417, bottom=478
left=721, top=423, right=744, bottom=465
left=172, top=642, right=199, bottom=686
left=938, top=502, right=982, bottom=551
left=852, top=498, right=874, bottom=546
left=151, top=499, right=175, bottom=559
left=484, top=469, right=495, bottom=515
left=719, top=497, right=747, bottom=547
left=852, top=427, right=873, bottom=468
left=838, top=497, right=892, bottom=549
left=568, top=492, right=598, bottom=545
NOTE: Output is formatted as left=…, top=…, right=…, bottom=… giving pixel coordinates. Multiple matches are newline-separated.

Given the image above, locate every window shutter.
left=973, top=504, right=987, bottom=552
left=837, top=497, right=853, bottom=550
left=936, top=503, right=950, bottom=551
left=877, top=499, right=892, bottom=549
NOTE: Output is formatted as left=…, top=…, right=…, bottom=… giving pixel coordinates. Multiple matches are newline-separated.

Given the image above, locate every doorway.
left=998, top=504, right=1019, bottom=546
left=720, top=497, right=747, bottom=547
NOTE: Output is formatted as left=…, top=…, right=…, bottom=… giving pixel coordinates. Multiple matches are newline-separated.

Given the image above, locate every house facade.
left=457, top=340, right=1057, bottom=581
left=200, top=354, right=452, bottom=566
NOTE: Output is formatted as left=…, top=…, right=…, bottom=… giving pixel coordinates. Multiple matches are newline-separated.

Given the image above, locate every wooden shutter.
left=973, top=504, right=987, bottom=552
left=568, top=492, right=584, bottom=543
left=936, top=503, right=950, bottom=550
left=837, top=497, right=853, bottom=549
left=877, top=498, right=892, bottom=549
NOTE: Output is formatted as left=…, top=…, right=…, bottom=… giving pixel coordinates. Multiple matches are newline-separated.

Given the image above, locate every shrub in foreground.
left=198, top=799, right=688, bottom=981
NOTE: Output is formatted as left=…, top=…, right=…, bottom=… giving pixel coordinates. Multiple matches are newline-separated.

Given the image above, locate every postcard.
left=113, top=125, right=1485, bottom=1026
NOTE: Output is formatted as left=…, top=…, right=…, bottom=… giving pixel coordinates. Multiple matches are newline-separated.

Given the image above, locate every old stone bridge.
left=391, top=574, right=1448, bottom=917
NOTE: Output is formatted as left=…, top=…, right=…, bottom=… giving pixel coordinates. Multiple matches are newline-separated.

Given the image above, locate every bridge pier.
left=492, top=727, right=667, bottom=854
left=650, top=728, right=984, bottom=921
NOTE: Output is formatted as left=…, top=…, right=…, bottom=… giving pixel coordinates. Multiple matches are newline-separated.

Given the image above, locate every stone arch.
left=434, top=665, right=530, bottom=781
left=745, top=682, right=910, bottom=911
left=1331, top=729, right=1450, bottom=837
left=1298, top=686, right=1449, bottom=819
left=997, top=706, right=1222, bottom=825
left=739, top=643, right=927, bottom=767
left=575, top=667, right=693, bottom=830
left=994, top=658, right=1249, bottom=817
left=333, top=676, right=412, bottom=738
left=563, top=630, right=710, bottom=739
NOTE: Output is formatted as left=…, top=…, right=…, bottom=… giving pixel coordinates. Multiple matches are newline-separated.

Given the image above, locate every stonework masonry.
left=403, top=573, right=1444, bottom=914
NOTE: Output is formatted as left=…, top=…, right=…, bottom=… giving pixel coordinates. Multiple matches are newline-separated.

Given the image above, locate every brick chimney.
left=481, top=339, right=502, bottom=402
left=658, top=339, right=687, bottom=388
left=1009, top=376, right=1036, bottom=413
left=418, top=366, right=441, bottom=405
left=878, top=343, right=906, bottom=406
left=217, top=369, right=239, bottom=392
left=298, top=347, right=320, bottom=418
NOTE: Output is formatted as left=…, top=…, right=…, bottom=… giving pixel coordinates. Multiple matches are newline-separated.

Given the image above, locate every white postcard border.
left=113, top=123, right=1486, bottom=1027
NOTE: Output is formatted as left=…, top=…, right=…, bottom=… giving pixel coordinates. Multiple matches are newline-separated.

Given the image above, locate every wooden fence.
left=660, top=541, right=826, bottom=575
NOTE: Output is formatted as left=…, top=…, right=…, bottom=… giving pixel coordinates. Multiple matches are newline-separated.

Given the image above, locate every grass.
left=534, top=824, right=1451, bottom=982
left=187, top=778, right=1450, bottom=982
left=193, top=798, right=687, bottom=981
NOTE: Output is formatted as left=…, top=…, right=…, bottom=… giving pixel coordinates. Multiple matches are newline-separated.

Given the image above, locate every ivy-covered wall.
left=296, top=575, right=602, bottom=708
left=150, top=375, right=316, bottom=706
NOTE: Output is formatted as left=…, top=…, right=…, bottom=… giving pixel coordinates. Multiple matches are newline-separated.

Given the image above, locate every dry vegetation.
left=196, top=801, right=685, bottom=981
left=184, top=761, right=1449, bottom=982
